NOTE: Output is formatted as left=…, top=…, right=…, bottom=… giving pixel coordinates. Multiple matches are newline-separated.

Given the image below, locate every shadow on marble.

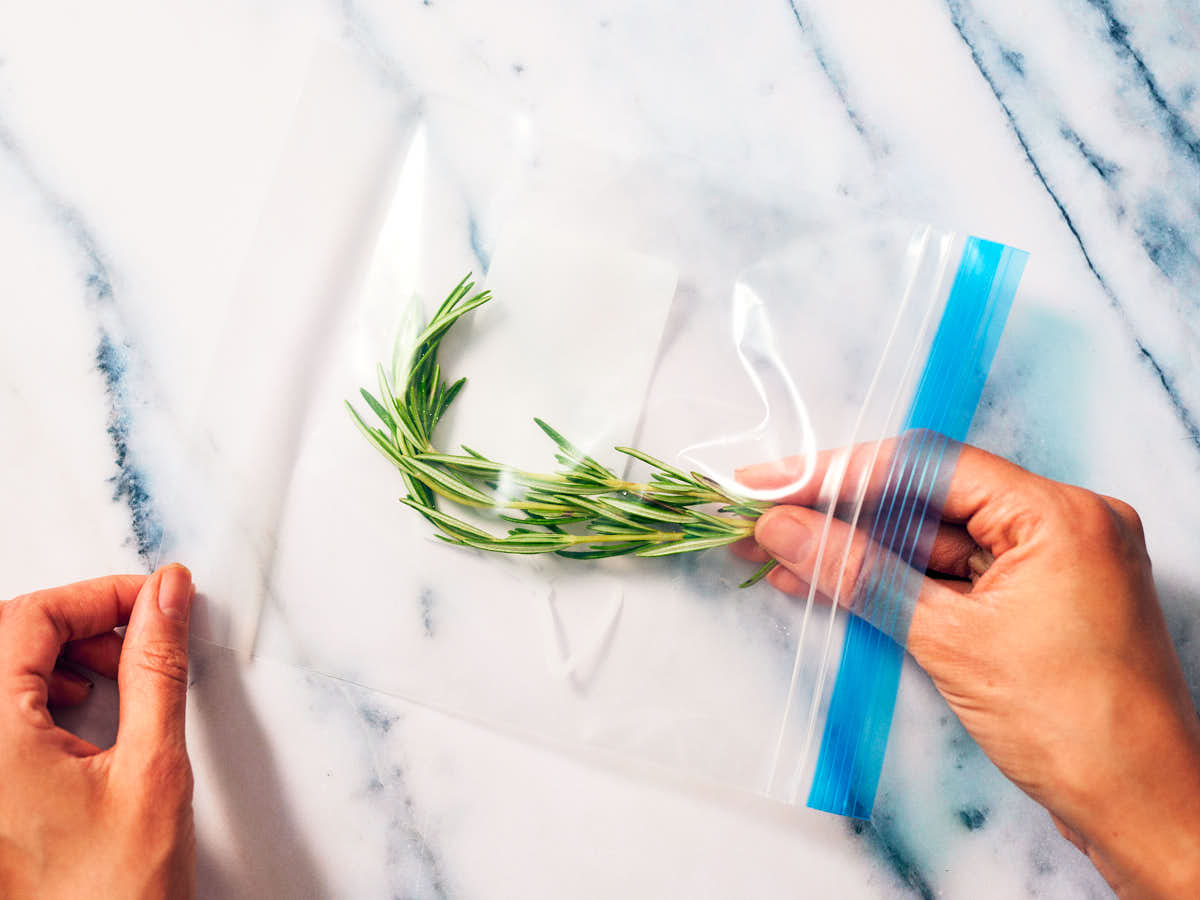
left=187, top=638, right=330, bottom=899
left=1160, top=576, right=1200, bottom=707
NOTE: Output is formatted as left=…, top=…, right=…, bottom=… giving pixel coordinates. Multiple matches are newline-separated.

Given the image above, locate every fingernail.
left=59, top=668, right=93, bottom=690
left=158, top=564, right=193, bottom=621
left=757, top=509, right=813, bottom=564
left=967, top=548, right=994, bottom=583
left=737, top=458, right=799, bottom=488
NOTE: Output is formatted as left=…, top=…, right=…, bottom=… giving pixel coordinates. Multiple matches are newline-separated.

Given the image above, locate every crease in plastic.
left=679, top=282, right=818, bottom=501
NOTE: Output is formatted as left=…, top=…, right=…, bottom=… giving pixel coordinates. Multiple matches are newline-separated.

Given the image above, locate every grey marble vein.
left=1084, top=0, right=1200, bottom=166
left=0, top=118, right=161, bottom=559
left=786, top=0, right=888, bottom=157
left=336, top=0, right=415, bottom=95
left=467, top=215, right=490, bottom=274
left=1058, top=125, right=1122, bottom=184
left=347, top=696, right=450, bottom=899
left=849, top=814, right=934, bottom=900
left=946, top=0, right=1200, bottom=451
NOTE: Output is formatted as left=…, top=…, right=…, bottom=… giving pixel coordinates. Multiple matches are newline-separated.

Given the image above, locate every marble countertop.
left=3, top=1, right=1198, bottom=896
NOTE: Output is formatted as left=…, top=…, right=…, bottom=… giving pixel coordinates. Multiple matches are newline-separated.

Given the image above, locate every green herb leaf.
left=739, top=558, right=779, bottom=588
left=348, top=275, right=770, bottom=587
left=634, top=535, right=743, bottom=558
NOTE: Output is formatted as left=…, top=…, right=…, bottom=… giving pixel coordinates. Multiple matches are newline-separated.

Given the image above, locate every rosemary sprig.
left=347, top=274, right=779, bottom=588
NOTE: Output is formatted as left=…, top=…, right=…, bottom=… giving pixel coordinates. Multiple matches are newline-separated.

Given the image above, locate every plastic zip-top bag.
left=166, top=46, right=1028, bottom=819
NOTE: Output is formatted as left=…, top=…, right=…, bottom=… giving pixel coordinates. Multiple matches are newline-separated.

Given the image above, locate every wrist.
left=1073, top=704, right=1200, bottom=898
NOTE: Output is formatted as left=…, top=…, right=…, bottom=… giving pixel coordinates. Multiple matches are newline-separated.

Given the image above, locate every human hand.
left=736, top=442, right=1200, bottom=899
left=0, top=565, right=196, bottom=899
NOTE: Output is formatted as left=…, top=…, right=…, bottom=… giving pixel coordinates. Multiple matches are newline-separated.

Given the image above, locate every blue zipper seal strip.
left=807, top=236, right=1029, bottom=818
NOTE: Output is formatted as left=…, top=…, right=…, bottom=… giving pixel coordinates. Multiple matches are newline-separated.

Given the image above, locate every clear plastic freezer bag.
left=165, top=48, right=1028, bottom=819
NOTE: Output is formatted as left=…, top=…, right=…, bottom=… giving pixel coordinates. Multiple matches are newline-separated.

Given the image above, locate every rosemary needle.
left=347, top=274, right=779, bottom=588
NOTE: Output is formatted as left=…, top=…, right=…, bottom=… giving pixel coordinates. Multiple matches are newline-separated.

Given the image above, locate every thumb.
left=755, top=505, right=959, bottom=644
left=116, top=563, right=193, bottom=759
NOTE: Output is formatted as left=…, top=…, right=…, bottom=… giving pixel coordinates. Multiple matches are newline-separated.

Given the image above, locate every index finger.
left=736, top=434, right=1047, bottom=526
left=0, top=575, right=148, bottom=683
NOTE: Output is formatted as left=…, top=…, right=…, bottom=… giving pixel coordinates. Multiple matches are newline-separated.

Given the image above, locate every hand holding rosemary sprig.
left=347, top=275, right=777, bottom=587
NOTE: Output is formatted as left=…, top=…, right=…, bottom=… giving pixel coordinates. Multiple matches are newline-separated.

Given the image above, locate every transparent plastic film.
left=168, top=44, right=1029, bottom=820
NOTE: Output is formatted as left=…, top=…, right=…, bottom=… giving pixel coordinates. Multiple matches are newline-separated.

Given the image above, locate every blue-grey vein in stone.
left=0, top=118, right=161, bottom=559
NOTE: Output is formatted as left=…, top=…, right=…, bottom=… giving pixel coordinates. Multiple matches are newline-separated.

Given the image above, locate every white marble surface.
left=3, top=1, right=1199, bottom=896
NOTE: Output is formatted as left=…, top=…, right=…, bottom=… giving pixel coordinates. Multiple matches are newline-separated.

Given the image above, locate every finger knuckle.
left=134, top=641, right=189, bottom=686
left=10, top=674, right=53, bottom=728
left=1061, top=489, right=1119, bottom=538
left=1, top=593, right=32, bottom=622
left=1052, top=490, right=1155, bottom=578
left=1105, top=496, right=1144, bottom=535
left=1, top=595, right=71, bottom=648
left=1103, top=494, right=1135, bottom=519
